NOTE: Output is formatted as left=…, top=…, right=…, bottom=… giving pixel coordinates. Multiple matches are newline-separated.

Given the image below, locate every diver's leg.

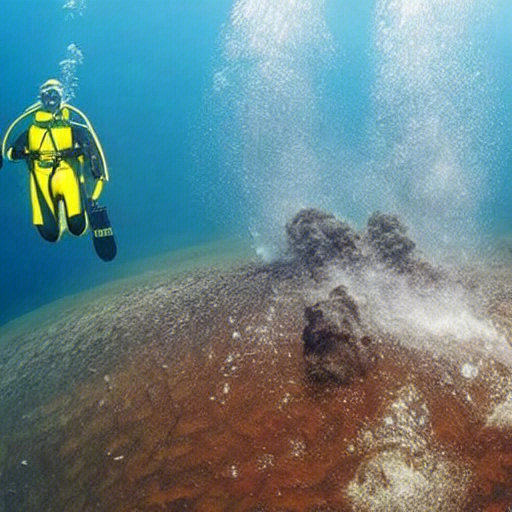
left=36, top=223, right=59, bottom=242
left=30, top=169, right=60, bottom=242
left=67, top=211, right=86, bottom=236
left=52, top=163, right=87, bottom=237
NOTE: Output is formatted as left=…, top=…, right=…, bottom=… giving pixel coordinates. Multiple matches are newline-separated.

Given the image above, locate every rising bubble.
left=59, top=43, right=84, bottom=102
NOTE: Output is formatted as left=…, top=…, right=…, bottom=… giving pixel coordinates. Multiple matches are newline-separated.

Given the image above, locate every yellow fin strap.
left=91, top=180, right=104, bottom=201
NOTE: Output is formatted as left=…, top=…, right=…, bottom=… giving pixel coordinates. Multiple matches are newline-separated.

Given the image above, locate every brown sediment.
left=1, top=263, right=512, bottom=511
left=3, top=337, right=511, bottom=511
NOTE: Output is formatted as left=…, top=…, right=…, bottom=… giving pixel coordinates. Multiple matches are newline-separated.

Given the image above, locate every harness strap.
left=45, top=121, right=85, bottom=211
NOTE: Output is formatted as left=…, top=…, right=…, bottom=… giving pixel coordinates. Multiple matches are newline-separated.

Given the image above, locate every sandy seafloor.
left=1, top=242, right=512, bottom=512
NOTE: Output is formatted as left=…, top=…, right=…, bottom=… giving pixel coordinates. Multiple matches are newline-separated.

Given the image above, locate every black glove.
left=10, top=147, right=30, bottom=160
left=59, top=147, right=83, bottom=159
left=90, top=155, right=102, bottom=179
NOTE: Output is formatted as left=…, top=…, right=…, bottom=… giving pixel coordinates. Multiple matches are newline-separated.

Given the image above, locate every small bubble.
left=290, top=439, right=306, bottom=458
left=279, top=392, right=292, bottom=410
left=461, top=363, right=478, bottom=379
left=257, top=453, right=275, bottom=470
left=230, top=464, right=239, bottom=478
left=384, top=416, right=394, bottom=426
left=63, top=0, right=86, bottom=17
left=58, top=43, right=84, bottom=101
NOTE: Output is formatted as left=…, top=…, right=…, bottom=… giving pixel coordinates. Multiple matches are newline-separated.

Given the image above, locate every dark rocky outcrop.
left=287, top=208, right=445, bottom=385
left=303, top=286, right=373, bottom=384
left=365, top=212, right=416, bottom=271
left=286, top=207, right=441, bottom=284
left=365, top=211, right=442, bottom=282
left=286, top=209, right=361, bottom=270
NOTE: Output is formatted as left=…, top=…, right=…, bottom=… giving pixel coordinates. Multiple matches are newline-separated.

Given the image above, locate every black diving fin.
left=86, top=199, right=117, bottom=262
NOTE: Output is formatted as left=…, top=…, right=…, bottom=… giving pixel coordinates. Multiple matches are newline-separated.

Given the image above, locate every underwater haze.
left=4, top=2, right=512, bottom=511
left=0, top=0, right=234, bottom=324
left=0, top=0, right=511, bottom=320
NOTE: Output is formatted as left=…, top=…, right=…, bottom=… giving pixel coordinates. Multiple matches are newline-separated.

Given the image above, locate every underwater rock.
left=364, top=211, right=442, bottom=283
left=286, top=208, right=440, bottom=284
left=286, top=208, right=361, bottom=270
left=365, top=212, right=416, bottom=271
left=303, top=285, right=373, bottom=384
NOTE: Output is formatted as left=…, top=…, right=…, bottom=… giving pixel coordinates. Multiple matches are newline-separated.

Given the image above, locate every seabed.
left=1, top=233, right=512, bottom=511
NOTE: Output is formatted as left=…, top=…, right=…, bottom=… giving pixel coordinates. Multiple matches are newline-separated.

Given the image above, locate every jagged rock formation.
left=365, top=212, right=416, bottom=271
left=292, top=209, right=439, bottom=385
left=285, top=208, right=361, bottom=270
left=364, top=212, right=441, bottom=282
left=286, top=208, right=440, bottom=283
left=303, top=286, right=373, bottom=384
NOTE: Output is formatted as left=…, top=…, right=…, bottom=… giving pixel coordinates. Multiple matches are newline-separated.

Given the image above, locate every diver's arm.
left=7, top=131, right=29, bottom=161
left=66, top=104, right=109, bottom=182
left=1, top=104, right=40, bottom=161
left=73, top=126, right=104, bottom=177
left=73, top=126, right=105, bottom=200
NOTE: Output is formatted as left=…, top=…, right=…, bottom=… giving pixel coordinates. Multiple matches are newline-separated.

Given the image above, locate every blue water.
left=1, top=0, right=512, bottom=326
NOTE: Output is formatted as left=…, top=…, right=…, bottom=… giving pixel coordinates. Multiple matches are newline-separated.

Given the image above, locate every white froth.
left=486, top=395, right=512, bottom=429
left=372, top=0, right=496, bottom=254
left=348, top=385, right=470, bottom=511
left=327, top=266, right=512, bottom=366
left=461, top=362, right=479, bottom=379
left=216, top=0, right=334, bottom=258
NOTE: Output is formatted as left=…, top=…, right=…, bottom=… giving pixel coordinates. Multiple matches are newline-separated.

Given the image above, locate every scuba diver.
left=2, top=79, right=116, bottom=261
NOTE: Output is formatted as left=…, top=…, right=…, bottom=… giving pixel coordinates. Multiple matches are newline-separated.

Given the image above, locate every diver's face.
left=41, top=89, right=62, bottom=113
